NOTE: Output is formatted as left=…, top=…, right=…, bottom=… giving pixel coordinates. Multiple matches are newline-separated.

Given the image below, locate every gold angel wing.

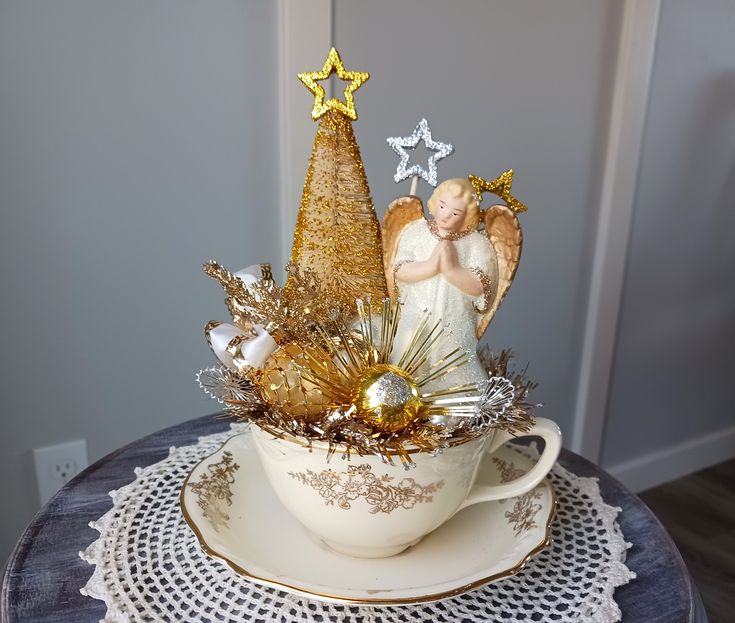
left=477, top=204, right=523, bottom=339
left=381, top=195, right=424, bottom=302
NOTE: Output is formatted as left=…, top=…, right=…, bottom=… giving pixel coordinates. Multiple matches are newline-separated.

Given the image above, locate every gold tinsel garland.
left=207, top=344, right=536, bottom=468
left=199, top=260, right=536, bottom=467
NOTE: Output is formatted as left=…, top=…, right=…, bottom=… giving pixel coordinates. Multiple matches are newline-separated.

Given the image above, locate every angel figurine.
left=382, top=177, right=522, bottom=390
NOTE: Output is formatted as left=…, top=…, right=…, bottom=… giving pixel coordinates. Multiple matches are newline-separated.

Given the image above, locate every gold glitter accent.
left=392, top=259, right=413, bottom=300
left=381, top=195, right=425, bottom=303
left=469, top=170, right=527, bottom=214
left=288, top=463, right=444, bottom=514
left=298, top=47, right=369, bottom=121
left=287, top=110, right=388, bottom=309
left=469, top=266, right=495, bottom=314
left=476, top=204, right=523, bottom=339
left=427, top=218, right=474, bottom=240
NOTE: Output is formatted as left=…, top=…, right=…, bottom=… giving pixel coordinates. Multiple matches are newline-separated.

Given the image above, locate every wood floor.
left=638, top=458, right=735, bottom=623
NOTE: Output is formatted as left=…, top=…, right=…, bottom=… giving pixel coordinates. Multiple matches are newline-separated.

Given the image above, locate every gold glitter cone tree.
left=288, top=49, right=387, bottom=309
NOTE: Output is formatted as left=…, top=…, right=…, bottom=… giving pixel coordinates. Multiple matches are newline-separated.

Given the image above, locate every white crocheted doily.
left=80, top=424, right=635, bottom=622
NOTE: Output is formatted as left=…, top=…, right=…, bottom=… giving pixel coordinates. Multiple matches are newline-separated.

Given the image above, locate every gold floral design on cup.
left=288, top=463, right=444, bottom=514
left=493, top=456, right=545, bottom=537
left=252, top=418, right=561, bottom=558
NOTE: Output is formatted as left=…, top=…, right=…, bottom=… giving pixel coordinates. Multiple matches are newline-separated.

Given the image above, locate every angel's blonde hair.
left=427, top=178, right=481, bottom=231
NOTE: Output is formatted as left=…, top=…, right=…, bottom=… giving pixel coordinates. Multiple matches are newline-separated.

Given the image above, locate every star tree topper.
left=387, top=118, right=454, bottom=187
left=469, top=170, right=528, bottom=213
left=298, top=47, right=369, bottom=121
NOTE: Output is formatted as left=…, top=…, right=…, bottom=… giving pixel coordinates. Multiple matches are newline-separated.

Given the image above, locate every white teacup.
left=251, top=418, right=562, bottom=558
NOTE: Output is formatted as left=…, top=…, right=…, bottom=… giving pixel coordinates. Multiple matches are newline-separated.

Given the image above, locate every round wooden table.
left=1, top=414, right=708, bottom=622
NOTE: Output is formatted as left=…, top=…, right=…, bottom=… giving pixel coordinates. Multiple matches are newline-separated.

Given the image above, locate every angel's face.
left=434, top=191, right=469, bottom=233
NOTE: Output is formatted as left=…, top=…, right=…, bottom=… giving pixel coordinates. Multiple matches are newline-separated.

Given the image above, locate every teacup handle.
left=456, top=417, right=562, bottom=512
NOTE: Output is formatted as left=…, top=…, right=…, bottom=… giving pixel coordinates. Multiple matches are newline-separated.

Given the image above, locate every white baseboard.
left=605, top=425, right=735, bottom=493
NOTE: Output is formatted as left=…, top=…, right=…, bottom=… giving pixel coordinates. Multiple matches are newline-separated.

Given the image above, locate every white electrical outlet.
left=33, top=439, right=88, bottom=505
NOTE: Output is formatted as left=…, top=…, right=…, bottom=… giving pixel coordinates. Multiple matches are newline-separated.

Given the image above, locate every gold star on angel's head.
left=469, top=170, right=527, bottom=213
left=298, top=47, right=369, bottom=121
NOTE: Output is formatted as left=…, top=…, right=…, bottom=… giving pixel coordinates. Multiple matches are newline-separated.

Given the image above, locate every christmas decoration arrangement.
left=197, top=48, right=540, bottom=469
left=76, top=48, right=637, bottom=619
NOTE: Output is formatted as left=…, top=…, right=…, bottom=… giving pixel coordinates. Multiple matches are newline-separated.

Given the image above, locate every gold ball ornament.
left=258, top=342, right=337, bottom=421
left=351, top=364, right=422, bottom=433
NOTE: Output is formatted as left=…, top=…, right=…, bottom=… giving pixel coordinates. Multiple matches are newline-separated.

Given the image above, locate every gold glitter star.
left=298, top=47, right=369, bottom=121
left=469, top=170, right=527, bottom=213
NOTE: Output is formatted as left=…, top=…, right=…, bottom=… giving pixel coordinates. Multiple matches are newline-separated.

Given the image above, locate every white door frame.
left=570, top=0, right=661, bottom=461
left=276, top=0, right=333, bottom=275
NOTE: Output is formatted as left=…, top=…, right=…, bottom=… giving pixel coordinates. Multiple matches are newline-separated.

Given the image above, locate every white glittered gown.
left=391, top=219, right=497, bottom=392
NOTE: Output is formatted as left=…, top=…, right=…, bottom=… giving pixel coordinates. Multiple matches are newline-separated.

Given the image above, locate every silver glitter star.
left=387, top=118, right=454, bottom=187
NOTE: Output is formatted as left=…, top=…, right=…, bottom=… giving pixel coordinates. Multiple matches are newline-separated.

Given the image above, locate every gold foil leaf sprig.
left=203, top=260, right=345, bottom=345
left=202, top=261, right=262, bottom=331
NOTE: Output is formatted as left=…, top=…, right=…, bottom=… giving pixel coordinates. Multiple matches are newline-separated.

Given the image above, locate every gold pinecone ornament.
left=258, top=343, right=339, bottom=421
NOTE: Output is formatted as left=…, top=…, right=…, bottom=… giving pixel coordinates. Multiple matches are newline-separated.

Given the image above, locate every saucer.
left=180, top=430, right=556, bottom=606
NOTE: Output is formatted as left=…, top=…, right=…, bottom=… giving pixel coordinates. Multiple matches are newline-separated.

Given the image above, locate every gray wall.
left=0, top=1, right=280, bottom=561
left=601, top=1, right=735, bottom=466
left=334, top=0, right=622, bottom=434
